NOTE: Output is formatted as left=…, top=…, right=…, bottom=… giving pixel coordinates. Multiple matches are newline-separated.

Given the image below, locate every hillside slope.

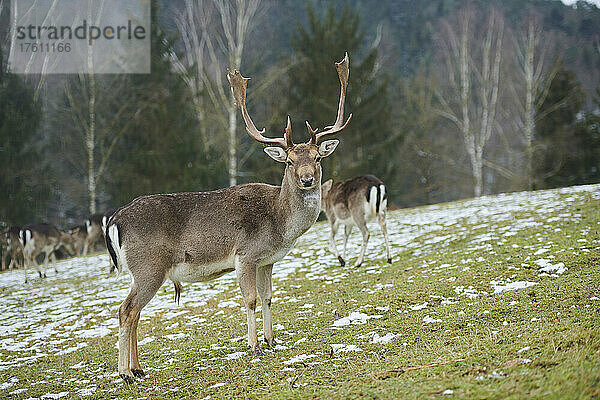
left=1, top=184, right=599, bottom=398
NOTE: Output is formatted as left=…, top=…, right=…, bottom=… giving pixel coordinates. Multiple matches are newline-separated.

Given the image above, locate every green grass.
left=1, top=185, right=599, bottom=399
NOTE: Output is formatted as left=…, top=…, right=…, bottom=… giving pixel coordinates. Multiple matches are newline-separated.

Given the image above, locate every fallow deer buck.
left=321, top=175, right=392, bottom=267
left=105, top=54, right=352, bottom=383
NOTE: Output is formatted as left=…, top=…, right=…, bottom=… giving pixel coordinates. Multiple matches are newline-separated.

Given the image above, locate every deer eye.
left=286, top=160, right=293, bottom=167
left=315, top=156, right=322, bottom=163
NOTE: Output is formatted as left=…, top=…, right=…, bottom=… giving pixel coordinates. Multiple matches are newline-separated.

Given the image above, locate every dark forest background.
left=1, top=0, right=599, bottom=228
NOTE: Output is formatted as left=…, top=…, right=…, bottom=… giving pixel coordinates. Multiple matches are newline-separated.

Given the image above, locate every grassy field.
left=1, top=184, right=599, bottom=399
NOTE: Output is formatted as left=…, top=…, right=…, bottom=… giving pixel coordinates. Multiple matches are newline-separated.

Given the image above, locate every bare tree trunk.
left=512, top=15, right=558, bottom=191
left=172, top=0, right=261, bottom=187
left=87, top=73, right=97, bottom=214
left=524, top=19, right=535, bottom=190
left=436, top=8, right=504, bottom=198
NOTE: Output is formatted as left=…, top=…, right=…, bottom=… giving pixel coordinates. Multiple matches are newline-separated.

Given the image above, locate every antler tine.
left=227, top=69, right=289, bottom=148
left=311, top=52, right=353, bottom=144
left=306, top=121, right=318, bottom=144
left=284, top=116, right=294, bottom=148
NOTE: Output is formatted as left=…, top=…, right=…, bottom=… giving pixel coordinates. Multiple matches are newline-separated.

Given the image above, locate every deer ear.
left=264, top=146, right=287, bottom=163
left=318, top=139, right=339, bottom=157
left=322, top=179, right=333, bottom=193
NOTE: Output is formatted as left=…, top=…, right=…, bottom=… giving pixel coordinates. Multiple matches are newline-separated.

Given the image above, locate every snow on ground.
left=0, top=183, right=598, bottom=392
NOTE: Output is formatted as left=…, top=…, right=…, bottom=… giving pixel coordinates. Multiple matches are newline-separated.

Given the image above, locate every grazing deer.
left=4, top=227, right=24, bottom=270
left=19, top=223, right=62, bottom=283
left=321, top=175, right=392, bottom=267
left=69, top=225, right=88, bottom=256
left=105, top=54, right=351, bottom=383
left=57, top=231, right=77, bottom=257
left=83, top=213, right=105, bottom=256
left=1, top=230, right=6, bottom=270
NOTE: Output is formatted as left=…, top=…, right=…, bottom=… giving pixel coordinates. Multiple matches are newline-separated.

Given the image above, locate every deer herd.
left=1, top=54, right=395, bottom=383
left=1, top=210, right=114, bottom=282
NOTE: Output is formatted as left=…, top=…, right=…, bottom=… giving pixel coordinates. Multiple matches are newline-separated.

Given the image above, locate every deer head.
left=228, top=53, right=352, bottom=190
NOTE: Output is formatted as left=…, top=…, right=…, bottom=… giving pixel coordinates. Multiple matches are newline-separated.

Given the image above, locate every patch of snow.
left=491, top=280, right=537, bottom=294
left=138, top=337, right=155, bottom=345
left=223, top=352, right=246, bottom=360
left=370, top=333, right=399, bottom=344
left=535, top=259, right=567, bottom=276
left=330, top=344, right=362, bottom=353
left=283, top=354, right=317, bottom=365
left=164, top=333, right=186, bottom=340
left=423, top=316, right=442, bottom=324
left=410, top=302, right=428, bottom=311
left=41, top=392, right=69, bottom=399
left=332, top=312, right=383, bottom=327
left=218, top=300, right=240, bottom=308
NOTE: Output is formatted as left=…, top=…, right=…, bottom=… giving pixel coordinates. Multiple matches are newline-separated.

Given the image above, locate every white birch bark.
left=172, top=0, right=261, bottom=187
left=436, top=9, right=504, bottom=197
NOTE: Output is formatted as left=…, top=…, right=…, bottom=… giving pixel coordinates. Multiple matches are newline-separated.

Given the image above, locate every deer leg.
left=257, top=264, right=275, bottom=348
left=130, top=310, right=144, bottom=377
left=50, top=251, right=58, bottom=273
left=378, top=212, right=392, bottom=263
left=119, top=273, right=164, bottom=383
left=82, top=241, right=89, bottom=256
left=236, top=260, right=260, bottom=355
left=23, top=255, right=30, bottom=283
left=330, top=220, right=344, bottom=266
left=118, top=288, right=139, bottom=384
left=353, top=214, right=370, bottom=268
left=343, top=224, right=353, bottom=260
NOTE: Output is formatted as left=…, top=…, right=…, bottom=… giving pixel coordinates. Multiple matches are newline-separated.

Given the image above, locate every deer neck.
left=278, top=170, right=321, bottom=241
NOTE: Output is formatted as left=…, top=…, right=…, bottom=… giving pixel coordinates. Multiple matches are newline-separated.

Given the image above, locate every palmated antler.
left=228, top=70, right=293, bottom=148
left=309, top=53, right=353, bottom=144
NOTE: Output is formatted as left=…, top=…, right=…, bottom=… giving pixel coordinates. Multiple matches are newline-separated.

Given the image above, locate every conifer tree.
left=0, top=48, right=50, bottom=224
left=284, top=4, right=394, bottom=183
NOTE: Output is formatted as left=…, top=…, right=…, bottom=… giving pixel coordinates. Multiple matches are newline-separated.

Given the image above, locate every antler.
left=228, top=70, right=293, bottom=148
left=309, top=53, right=353, bottom=144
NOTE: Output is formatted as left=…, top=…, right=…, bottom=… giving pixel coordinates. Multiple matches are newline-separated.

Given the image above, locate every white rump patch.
left=379, top=185, right=387, bottom=212
left=101, top=216, right=108, bottom=233
left=366, top=186, right=378, bottom=217
left=107, top=224, right=126, bottom=273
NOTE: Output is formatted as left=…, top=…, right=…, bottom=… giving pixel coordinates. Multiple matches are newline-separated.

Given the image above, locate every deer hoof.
left=264, top=337, right=278, bottom=349
left=250, top=346, right=265, bottom=357
left=120, top=374, right=135, bottom=384
left=338, top=256, right=345, bottom=267
left=387, top=258, right=392, bottom=264
left=132, top=369, right=145, bottom=378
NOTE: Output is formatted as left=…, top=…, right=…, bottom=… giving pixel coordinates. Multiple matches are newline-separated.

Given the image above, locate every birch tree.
left=436, top=8, right=504, bottom=197
left=511, top=15, right=558, bottom=190
left=60, top=0, right=135, bottom=214
left=172, top=0, right=261, bottom=187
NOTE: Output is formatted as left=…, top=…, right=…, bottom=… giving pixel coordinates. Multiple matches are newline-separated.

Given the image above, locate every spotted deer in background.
left=321, top=175, right=392, bottom=267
